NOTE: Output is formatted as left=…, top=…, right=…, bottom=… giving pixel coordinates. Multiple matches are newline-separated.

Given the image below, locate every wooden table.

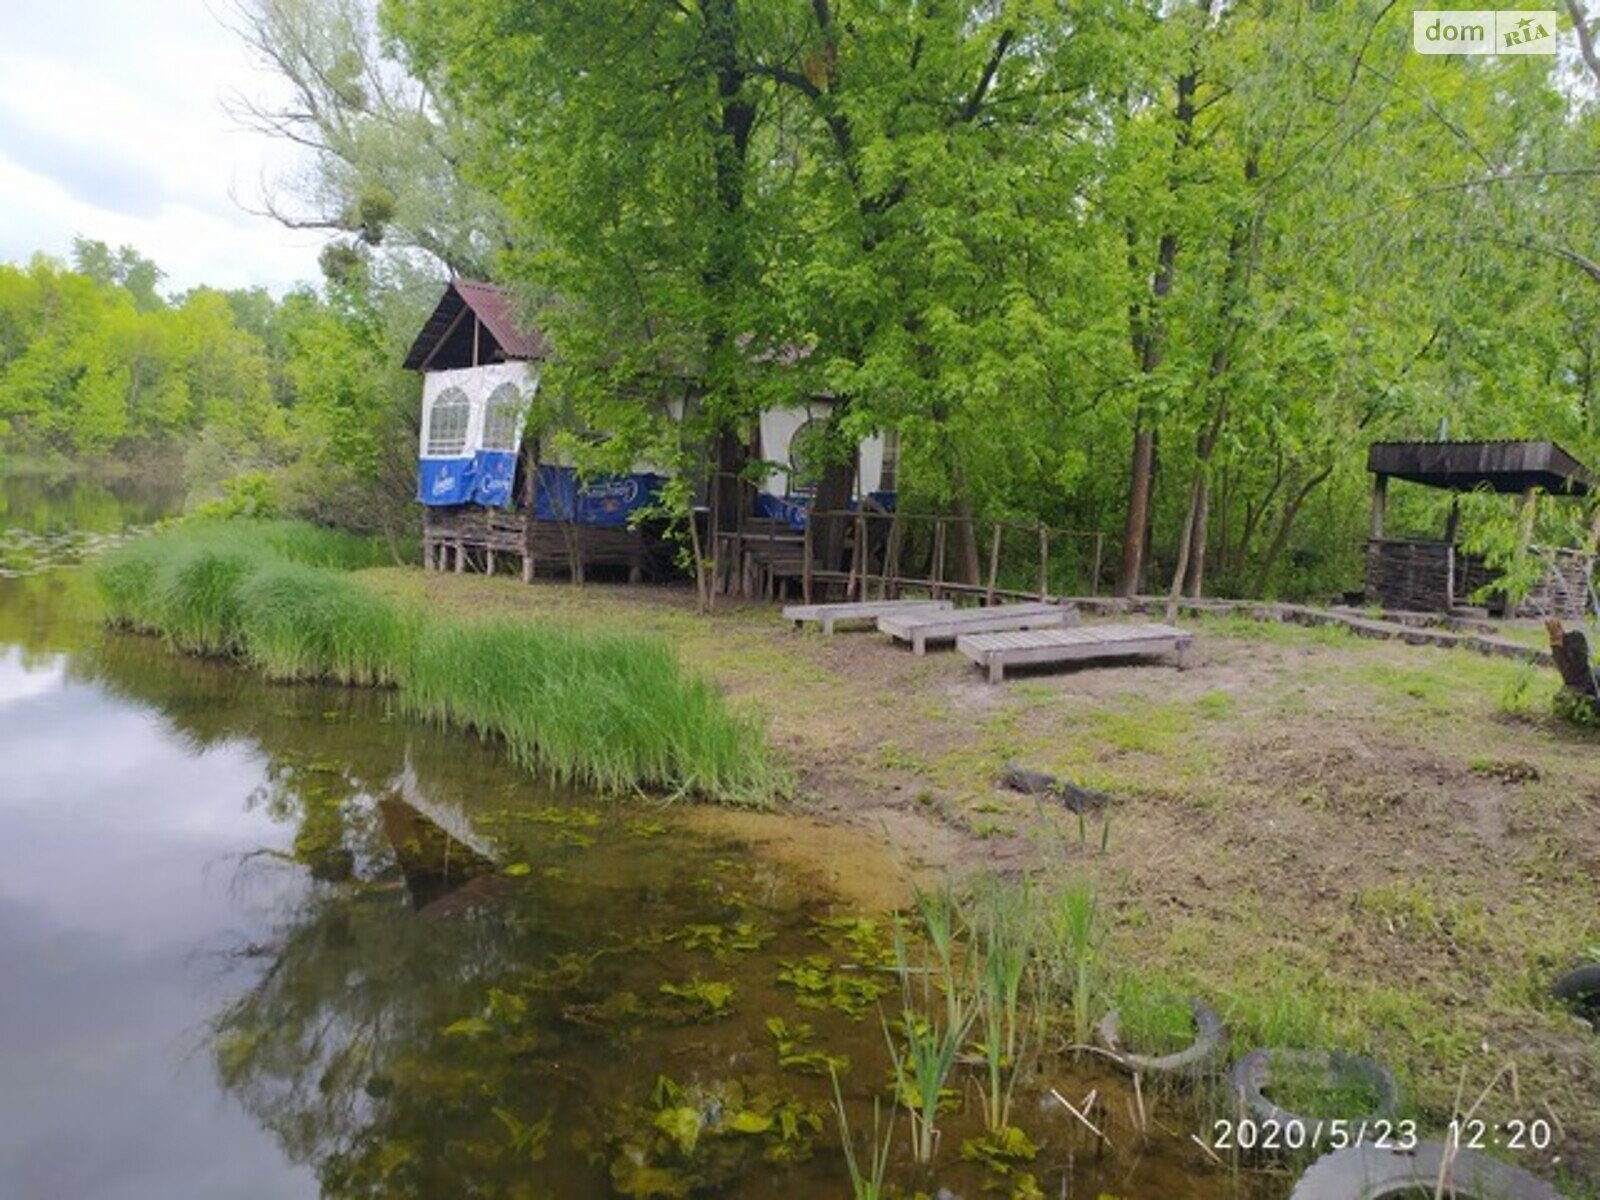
left=957, top=623, right=1193, bottom=682
left=878, top=602, right=1076, bottom=655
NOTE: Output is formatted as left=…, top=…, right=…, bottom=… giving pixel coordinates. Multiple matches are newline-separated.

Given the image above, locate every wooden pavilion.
left=1364, top=440, right=1595, bottom=619
left=406, top=279, right=897, bottom=588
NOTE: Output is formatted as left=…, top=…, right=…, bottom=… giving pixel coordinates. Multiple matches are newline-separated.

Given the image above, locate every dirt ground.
left=361, top=569, right=1600, bottom=1189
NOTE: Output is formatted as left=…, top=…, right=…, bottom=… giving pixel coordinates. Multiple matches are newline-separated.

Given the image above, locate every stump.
left=1545, top=619, right=1599, bottom=718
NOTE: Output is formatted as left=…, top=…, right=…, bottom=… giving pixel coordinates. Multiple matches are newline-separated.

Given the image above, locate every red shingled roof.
left=403, top=279, right=549, bottom=371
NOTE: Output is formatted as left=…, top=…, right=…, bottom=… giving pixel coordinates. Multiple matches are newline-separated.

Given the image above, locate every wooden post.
left=883, top=511, right=903, bottom=600
left=1090, top=533, right=1104, bottom=596
left=523, top=447, right=540, bottom=585
left=486, top=548, right=496, bottom=576
left=1038, top=525, right=1050, bottom=600
left=454, top=540, right=465, bottom=573
left=1443, top=496, right=1461, bottom=544
left=932, top=520, right=946, bottom=600
left=802, top=516, right=814, bottom=605
left=854, top=512, right=867, bottom=601
left=1369, top=473, right=1388, bottom=540
left=985, top=522, right=1002, bottom=606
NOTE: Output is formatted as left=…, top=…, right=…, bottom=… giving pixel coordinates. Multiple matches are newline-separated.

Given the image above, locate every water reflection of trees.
left=68, top=629, right=671, bottom=1196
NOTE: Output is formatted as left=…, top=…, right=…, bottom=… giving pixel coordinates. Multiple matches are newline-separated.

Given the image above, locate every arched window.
left=425, top=386, right=471, bottom=456
left=481, top=382, right=525, bottom=452
left=788, top=417, right=829, bottom=495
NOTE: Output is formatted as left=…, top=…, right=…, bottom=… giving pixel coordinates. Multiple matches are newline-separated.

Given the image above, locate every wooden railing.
left=795, top=508, right=1105, bottom=605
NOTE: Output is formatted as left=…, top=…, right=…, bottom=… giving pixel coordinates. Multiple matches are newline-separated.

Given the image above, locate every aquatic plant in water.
left=1043, top=880, right=1104, bottom=1048
left=967, top=875, right=1037, bottom=1134
left=884, top=884, right=976, bottom=1165
left=775, top=955, right=888, bottom=1018
left=829, top=1066, right=892, bottom=1200
left=608, top=1075, right=822, bottom=1197
left=765, top=1017, right=850, bottom=1076
left=670, top=920, right=775, bottom=960
left=657, top=978, right=739, bottom=1020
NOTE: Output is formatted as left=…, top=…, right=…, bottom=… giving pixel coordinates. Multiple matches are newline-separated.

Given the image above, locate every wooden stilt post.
left=932, top=520, right=946, bottom=600
left=1090, top=532, right=1104, bottom=596
left=802, top=516, right=814, bottom=605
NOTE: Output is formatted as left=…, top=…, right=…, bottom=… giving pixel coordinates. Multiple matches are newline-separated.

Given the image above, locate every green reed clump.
left=399, top=619, right=780, bottom=803
left=96, top=518, right=782, bottom=806
left=885, top=884, right=974, bottom=1165
left=97, top=519, right=390, bottom=645
left=234, top=560, right=418, bottom=685
left=249, top=519, right=395, bottom=571
left=147, top=540, right=261, bottom=655
left=966, top=875, right=1038, bottom=1135
left=1042, top=880, right=1104, bottom=1047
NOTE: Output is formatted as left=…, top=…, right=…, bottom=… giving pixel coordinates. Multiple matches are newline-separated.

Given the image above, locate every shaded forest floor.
left=362, top=568, right=1600, bottom=1187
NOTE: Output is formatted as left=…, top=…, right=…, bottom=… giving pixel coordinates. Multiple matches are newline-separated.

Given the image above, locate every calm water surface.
left=0, top=478, right=1264, bottom=1200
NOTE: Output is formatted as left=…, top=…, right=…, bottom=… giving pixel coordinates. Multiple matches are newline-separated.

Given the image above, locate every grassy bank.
left=95, top=520, right=782, bottom=805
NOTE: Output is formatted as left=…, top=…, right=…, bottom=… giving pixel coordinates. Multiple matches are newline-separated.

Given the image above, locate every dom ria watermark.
left=1413, top=10, right=1558, bottom=54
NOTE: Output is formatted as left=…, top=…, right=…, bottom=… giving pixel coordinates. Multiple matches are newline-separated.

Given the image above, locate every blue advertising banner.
left=753, top=491, right=898, bottom=529
left=579, top=473, right=665, bottom=526
left=418, top=458, right=476, bottom=506
left=470, top=450, right=519, bottom=508
left=533, top=465, right=664, bottom=526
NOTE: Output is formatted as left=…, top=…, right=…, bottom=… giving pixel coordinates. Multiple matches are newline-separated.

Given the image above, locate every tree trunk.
left=811, top=451, right=856, bottom=575
left=1117, top=425, right=1156, bottom=596
left=1116, top=63, right=1196, bottom=597
left=1252, top=464, right=1333, bottom=596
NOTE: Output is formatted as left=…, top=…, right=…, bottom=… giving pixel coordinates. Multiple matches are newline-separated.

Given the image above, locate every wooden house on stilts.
left=406, top=279, right=899, bottom=592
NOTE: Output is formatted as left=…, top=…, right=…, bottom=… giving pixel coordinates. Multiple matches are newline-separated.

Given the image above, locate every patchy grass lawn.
left=359, top=568, right=1600, bottom=1187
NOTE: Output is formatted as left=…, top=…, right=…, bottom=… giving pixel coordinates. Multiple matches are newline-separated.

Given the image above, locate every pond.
left=0, top=476, right=1269, bottom=1199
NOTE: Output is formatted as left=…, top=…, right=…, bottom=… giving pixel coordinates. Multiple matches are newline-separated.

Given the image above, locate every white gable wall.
left=419, top=361, right=540, bottom=457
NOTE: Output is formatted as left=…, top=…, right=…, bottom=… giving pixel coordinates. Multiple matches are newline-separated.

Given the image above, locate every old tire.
left=1230, top=1049, right=1397, bottom=1143
left=1289, top=1142, right=1562, bottom=1200
left=1096, top=998, right=1226, bottom=1074
left=1553, top=963, right=1600, bottom=1030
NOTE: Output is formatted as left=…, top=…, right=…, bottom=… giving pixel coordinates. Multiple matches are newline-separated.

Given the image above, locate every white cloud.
left=0, top=0, right=327, bottom=295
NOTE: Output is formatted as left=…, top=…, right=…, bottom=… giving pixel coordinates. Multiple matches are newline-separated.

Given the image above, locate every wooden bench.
left=957, top=623, right=1194, bottom=683
left=782, top=599, right=954, bottom=635
left=878, top=602, right=1076, bottom=656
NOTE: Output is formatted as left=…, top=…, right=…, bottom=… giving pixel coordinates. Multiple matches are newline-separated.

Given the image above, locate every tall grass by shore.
left=96, top=519, right=782, bottom=805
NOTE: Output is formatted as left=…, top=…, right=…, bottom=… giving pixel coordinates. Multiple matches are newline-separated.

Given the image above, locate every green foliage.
left=372, top=0, right=1600, bottom=602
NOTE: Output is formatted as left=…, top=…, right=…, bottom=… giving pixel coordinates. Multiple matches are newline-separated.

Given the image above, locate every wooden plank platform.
left=782, top=599, right=954, bottom=635
left=957, top=622, right=1193, bottom=683
left=879, top=602, right=1076, bottom=656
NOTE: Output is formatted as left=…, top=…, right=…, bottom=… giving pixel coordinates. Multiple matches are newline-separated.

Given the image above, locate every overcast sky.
left=0, top=0, right=326, bottom=296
